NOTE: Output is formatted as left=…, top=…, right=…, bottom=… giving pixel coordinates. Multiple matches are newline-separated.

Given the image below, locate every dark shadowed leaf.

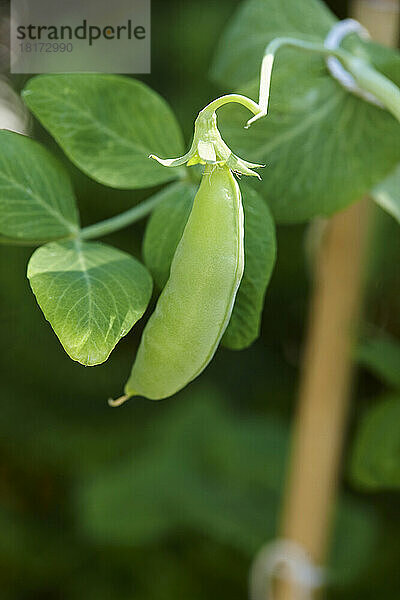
left=350, top=396, right=400, bottom=490
left=356, top=333, right=400, bottom=390
left=0, top=130, right=79, bottom=241
left=223, top=182, right=276, bottom=349
left=143, top=181, right=197, bottom=288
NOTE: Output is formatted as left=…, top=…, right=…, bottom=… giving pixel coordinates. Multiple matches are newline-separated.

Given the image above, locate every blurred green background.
left=1, top=0, right=400, bottom=598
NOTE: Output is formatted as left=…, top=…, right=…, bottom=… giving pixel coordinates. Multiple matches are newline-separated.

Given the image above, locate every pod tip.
left=108, top=394, right=130, bottom=408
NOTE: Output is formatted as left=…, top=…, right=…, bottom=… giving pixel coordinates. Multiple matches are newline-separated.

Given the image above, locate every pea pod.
left=122, top=164, right=244, bottom=401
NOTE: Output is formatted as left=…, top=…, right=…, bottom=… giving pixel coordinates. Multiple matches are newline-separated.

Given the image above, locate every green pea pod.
left=121, top=164, right=244, bottom=401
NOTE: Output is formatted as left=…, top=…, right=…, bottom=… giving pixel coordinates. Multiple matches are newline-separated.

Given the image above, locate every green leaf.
left=22, top=74, right=185, bottom=190
left=329, top=496, right=379, bottom=585
left=212, top=0, right=400, bottom=223
left=75, top=391, right=286, bottom=551
left=211, top=0, right=335, bottom=89
left=372, top=164, right=400, bottom=225
left=0, top=130, right=79, bottom=241
left=356, top=333, right=400, bottom=390
left=223, top=182, right=276, bottom=349
left=143, top=181, right=197, bottom=288
left=0, top=507, right=83, bottom=584
left=75, top=390, right=377, bottom=582
left=27, top=240, right=153, bottom=366
left=0, top=235, right=40, bottom=247
left=76, top=452, right=178, bottom=546
left=143, top=179, right=276, bottom=349
left=350, top=396, right=400, bottom=490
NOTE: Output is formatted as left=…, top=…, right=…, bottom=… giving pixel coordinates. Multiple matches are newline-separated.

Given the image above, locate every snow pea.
left=124, top=163, right=244, bottom=400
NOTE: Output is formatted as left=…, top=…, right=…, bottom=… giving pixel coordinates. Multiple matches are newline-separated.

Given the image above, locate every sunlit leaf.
left=28, top=240, right=152, bottom=365
left=22, top=74, right=185, bottom=189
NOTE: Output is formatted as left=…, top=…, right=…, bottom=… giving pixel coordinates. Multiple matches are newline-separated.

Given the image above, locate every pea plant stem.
left=0, top=236, right=42, bottom=247
left=274, top=2, right=398, bottom=599
left=200, top=93, right=263, bottom=120
left=247, top=38, right=347, bottom=126
left=80, top=183, right=179, bottom=240
left=342, top=54, right=400, bottom=121
left=248, top=32, right=400, bottom=127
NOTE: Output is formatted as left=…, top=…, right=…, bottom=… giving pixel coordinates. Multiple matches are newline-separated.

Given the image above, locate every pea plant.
left=0, top=0, right=399, bottom=411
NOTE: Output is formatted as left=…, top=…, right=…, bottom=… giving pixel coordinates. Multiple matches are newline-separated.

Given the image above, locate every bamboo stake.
left=274, top=2, right=399, bottom=598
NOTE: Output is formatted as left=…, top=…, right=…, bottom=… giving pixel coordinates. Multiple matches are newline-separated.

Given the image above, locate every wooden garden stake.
left=274, top=1, right=399, bottom=598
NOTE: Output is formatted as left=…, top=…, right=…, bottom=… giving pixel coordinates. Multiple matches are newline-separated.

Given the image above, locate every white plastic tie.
left=324, top=18, right=383, bottom=107
left=249, top=539, right=325, bottom=600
